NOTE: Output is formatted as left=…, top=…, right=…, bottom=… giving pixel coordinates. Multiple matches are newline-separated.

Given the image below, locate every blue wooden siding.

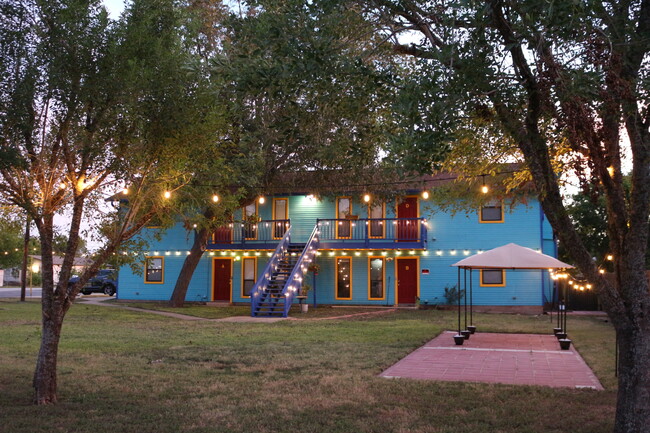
left=118, top=196, right=555, bottom=307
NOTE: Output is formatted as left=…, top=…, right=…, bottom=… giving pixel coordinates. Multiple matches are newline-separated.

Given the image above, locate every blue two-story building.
left=118, top=182, right=557, bottom=316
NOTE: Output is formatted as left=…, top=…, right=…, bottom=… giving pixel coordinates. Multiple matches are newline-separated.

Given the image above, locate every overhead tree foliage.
left=350, top=0, right=649, bottom=431
left=168, top=0, right=400, bottom=306
left=0, top=210, right=29, bottom=269
left=0, top=0, right=222, bottom=404
left=561, top=177, right=650, bottom=269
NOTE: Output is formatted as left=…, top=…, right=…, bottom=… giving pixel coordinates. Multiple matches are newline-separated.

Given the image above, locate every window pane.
left=481, top=200, right=502, bottom=221
left=482, top=270, right=503, bottom=285
left=336, top=258, right=351, bottom=299
left=274, top=199, right=287, bottom=219
left=245, top=203, right=256, bottom=217
left=369, top=205, right=383, bottom=237
left=273, top=199, right=287, bottom=238
left=146, top=257, right=163, bottom=283
left=337, top=198, right=351, bottom=238
left=370, top=258, right=384, bottom=299
left=243, top=258, right=255, bottom=297
left=243, top=204, right=257, bottom=239
left=337, top=198, right=350, bottom=218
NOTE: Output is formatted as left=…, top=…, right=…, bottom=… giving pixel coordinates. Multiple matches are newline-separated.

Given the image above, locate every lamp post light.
left=30, top=261, right=39, bottom=298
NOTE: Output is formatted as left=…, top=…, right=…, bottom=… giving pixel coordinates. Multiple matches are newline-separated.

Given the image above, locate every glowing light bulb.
left=258, top=196, right=265, bottom=204
left=212, top=194, right=219, bottom=203
left=363, top=193, right=370, bottom=203
left=163, top=191, right=171, bottom=199
left=422, top=191, right=429, bottom=199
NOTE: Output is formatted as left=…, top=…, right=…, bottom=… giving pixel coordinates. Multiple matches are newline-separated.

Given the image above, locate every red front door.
left=213, top=259, right=231, bottom=301
left=397, top=258, right=418, bottom=304
left=397, top=197, right=418, bottom=241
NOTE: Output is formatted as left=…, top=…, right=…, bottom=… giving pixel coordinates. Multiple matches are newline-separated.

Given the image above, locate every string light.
left=212, top=194, right=219, bottom=203
left=363, top=193, right=371, bottom=203
left=122, top=188, right=129, bottom=195
left=258, top=196, right=265, bottom=204
left=606, top=254, right=613, bottom=261
left=163, top=191, right=171, bottom=199
left=422, top=191, right=429, bottom=199
left=481, top=175, right=489, bottom=194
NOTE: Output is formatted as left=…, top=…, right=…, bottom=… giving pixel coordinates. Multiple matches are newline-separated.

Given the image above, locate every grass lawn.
left=0, top=299, right=616, bottom=433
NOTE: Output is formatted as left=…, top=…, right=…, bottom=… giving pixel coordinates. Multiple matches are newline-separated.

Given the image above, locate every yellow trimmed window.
left=336, top=257, right=352, bottom=299
left=242, top=257, right=256, bottom=297
left=480, top=269, right=505, bottom=286
left=145, top=257, right=164, bottom=284
left=336, top=197, right=352, bottom=238
left=368, top=203, right=385, bottom=238
left=480, top=199, right=504, bottom=223
left=368, top=257, right=385, bottom=300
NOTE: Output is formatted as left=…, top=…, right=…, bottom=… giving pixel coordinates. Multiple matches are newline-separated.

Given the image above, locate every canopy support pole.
left=469, top=270, right=473, bottom=326
left=457, top=267, right=461, bottom=335
left=463, top=268, right=468, bottom=331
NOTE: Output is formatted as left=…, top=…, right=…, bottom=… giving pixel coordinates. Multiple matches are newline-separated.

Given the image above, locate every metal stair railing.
left=281, top=223, right=321, bottom=317
left=250, top=225, right=292, bottom=316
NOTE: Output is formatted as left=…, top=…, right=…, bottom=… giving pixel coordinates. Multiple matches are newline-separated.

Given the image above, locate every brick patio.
left=380, top=331, right=603, bottom=390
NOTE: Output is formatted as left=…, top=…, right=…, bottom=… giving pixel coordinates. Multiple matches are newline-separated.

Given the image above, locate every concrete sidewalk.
left=76, top=297, right=288, bottom=323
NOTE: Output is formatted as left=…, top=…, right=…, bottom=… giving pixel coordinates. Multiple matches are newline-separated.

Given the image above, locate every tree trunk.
left=32, top=213, right=61, bottom=404
left=20, top=215, right=29, bottom=302
left=614, top=317, right=650, bottom=433
left=32, top=312, right=62, bottom=404
left=169, top=227, right=210, bottom=307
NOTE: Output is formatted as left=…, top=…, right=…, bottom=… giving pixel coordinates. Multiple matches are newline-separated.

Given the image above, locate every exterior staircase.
left=252, top=243, right=304, bottom=317
left=250, top=223, right=320, bottom=318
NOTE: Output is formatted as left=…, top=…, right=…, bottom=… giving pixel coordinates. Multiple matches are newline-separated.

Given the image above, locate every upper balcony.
left=316, top=217, right=427, bottom=250
left=206, top=217, right=428, bottom=251
left=208, top=219, right=290, bottom=250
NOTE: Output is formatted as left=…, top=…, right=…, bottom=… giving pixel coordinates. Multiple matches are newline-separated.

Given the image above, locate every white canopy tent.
left=451, top=243, right=573, bottom=270
left=449, top=243, right=574, bottom=345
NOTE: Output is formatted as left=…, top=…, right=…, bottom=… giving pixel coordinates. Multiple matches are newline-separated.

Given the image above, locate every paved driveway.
left=0, top=287, right=41, bottom=298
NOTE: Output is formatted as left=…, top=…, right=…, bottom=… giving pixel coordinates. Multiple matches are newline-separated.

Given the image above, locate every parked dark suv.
left=69, top=269, right=118, bottom=296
